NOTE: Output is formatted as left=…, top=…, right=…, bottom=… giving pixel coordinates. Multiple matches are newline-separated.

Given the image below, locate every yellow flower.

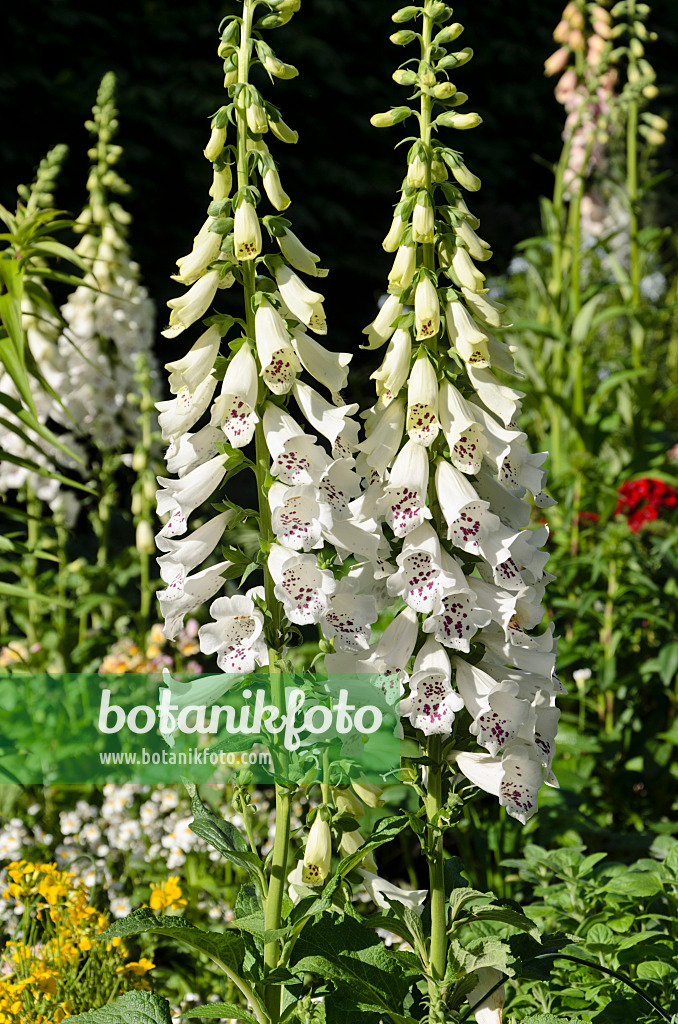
left=116, top=958, right=155, bottom=976
left=149, top=877, right=187, bottom=912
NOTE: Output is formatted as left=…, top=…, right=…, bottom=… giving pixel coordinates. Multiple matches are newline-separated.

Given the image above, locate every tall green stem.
left=236, top=3, right=290, bottom=1019
left=421, top=8, right=447, bottom=1015
left=24, top=487, right=41, bottom=648
left=627, top=0, right=641, bottom=323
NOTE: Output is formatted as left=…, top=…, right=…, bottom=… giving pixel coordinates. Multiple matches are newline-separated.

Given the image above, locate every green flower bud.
left=639, top=124, right=665, bottom=146
left=136, top=520, right=156, bottom=555
left=223, top=57, right=239, bottom=87
left=436, top=110, right=482, bottom=130
left=390, top=29, right=418, bottom=45
left=419, top=61, right=436, bottom=87
left=428, top=1, right=449, bottom=19
left=438, top=46, right=474, bottom=70
left=204, top=127, right=227, bottom=162
left=370, top=106, right=413, bottom=128
left=393, top=68, right=418, bottom=85
left=392, top=5, right=421, bottom=21
left=434, top=22, right=464, bottom=45
left=642, top=112, right=668, bottom=131
left=643, top=83, right=659, bottom=99
left=431, top=155, right=448, bottom=182
left=131, top=492, right=142, bottom=516
left=630, top=37, right=644, bottom=57
left=412, top=191, right=435, bottom=243
left=432, top=81, right=457, bottom=99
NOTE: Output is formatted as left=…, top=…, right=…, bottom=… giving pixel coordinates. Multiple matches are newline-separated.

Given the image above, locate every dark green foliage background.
left=3, top=0, right=677, bottom=361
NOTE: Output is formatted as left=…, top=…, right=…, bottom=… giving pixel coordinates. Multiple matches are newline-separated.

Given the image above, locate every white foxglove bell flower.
left=456, top=219, right=492, bottom=262
left=268, top=543, right=336, bottom=624
left=198, top=590, right=269, bottom=672
left=292, top=382, right=359, bottom=459
left=378, top=438, right=432, bottom=537
left=269, top=482, right=328, bottom=551
left=165, top=325, right=221, bottom=396
left=382, top=212, right=406, bottom=252
left=255, top=300, right=302, bottom=395
left=210, top=166, right=232, bottom=199
left=453, top=657, right=530, bottom=756
left=274, top=263, right=327, bottom=334
left=370, top=328, right=411, bottom=405
left=302, top=814, right=332, bottom=884
left=325, top=605, right=418, bottom=707
left=358, top=398, right=406, bottom=477
left=435, top=460, right=507, bottom=563
left=277, top=228, right=328, bottom=277
left=466, top=365, right=524, bottom=427
left=358, top=870, right=427, bottom=914
left=159, top=560, right=232, bottom=640
left=174, top=220, right=222, bottom=285
left=439, top=381, right=488, bottom=475
left=290, top=328, right=351, bottom=398
left=156, top=454, right=227, bottom=520
left=414, top=275, right=440, bottom=341
left=318, top=459, right=361, bottom=519
left=163, top=270, right=220, bottom=338
left=445, top=299, right=490, bottom=366
left=451, top=246, right=486, bottom=292
left=387, top=523, right=458, bottom=615
left=324, top=516, right=383, bottom=564
left=157, top=375, right=218, bottom=444
left=157, top=511, right=234, bottom=584
left=407, top=353, right=439, bottom=447
left=388, top=244, right=417, bottom=292
left=165, top=425, right=223, bottom=477
left=492, top=441, right=549, bottom=500
left=462, top=286, right=505, bottom=327
left=320, top=584, right=378, bottom=652
left=422, top=554, right=492, bottom=652
left=234, top=200, right=262, bottom=261
left=454, top=741, right=548, bottom=824
left=362, top=295, right=402, bottom=350
left=400, top=638, right=464, bottom=735
left=265, top=412, right=331, bottom=486
left=210, top=343, right=260, bottom=447
left=467, top=968, right=505, bottom=1024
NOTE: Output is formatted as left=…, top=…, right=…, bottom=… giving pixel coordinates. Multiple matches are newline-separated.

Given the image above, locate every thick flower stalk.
left=326, top=5, right=560, bottom=1015
left=154, top=3, right=375, bottom=1017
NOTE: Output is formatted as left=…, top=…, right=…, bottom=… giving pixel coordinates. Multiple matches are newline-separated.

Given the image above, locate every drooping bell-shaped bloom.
left=157, top=511, right=234, bottom=586
left=165, top=325, right=221, bottom=397
left=269, top=481, right=329, bottom=551
left=358, top=870, right=428, bottom=914
left=174, top=219, right=223, bottom=285
left=378, top=438, right=432, bottom=537
left=414, top=275, right=440, bottom=341
left=325, top=605, right=418, bottom=707
left=274, top=263, right=327, bottom=334
left=445, top=298, right=490, bottom=367
left=159, top=560, right=232, bottom=640
left=387, top=522, right=459, bottom=615
left=267, top=543, right=337, bottom=624
left=388, top=244, right=417, bottom=293
left=302, top=814, right=332, bottom=884
left=210, top=342, right=260, bottom=448
left=163, top=270, right=220, bottom=338
left=358, top=398, right=406, bottom=477
left=255, top=299, right=302, bottom=395
left=362, top=295, right=403, bottom=351
left=156, top=454, right=228, bottom=521
left=290, top=328, right=351, bottom=398
left=407, top=353, right=439, bottom=446
left=157, top=374, right=218, bottom=445
left=439, top=380, right=488, bottom=475
left=234, top=200, right=262, bottom=261
left=292, top=382, right=359, bottom=459
left=454, top=740, right=551, bottom=824
left=370, top=328, right=411, bottom=405
left=198, top=590, right=269, bottom=673
left=277, top=228, right=328, bottom=278
left=400, top=638, right=464, bottom=735
left=165, top=424, right=223, bottom=477
left=320, top=578, right=378, bottom=652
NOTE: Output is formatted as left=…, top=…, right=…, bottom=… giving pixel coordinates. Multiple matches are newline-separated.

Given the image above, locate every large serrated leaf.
left=185, top=782, right=265, bottom=885
left=65, top=990, right=172, bottom=1023
left=290, top=915, right=410, bottom=1015
left=98, top=908, right=244, bottom=974
left=469, top=903, right=540, bottom=938
left=180, top=1003, right=259, bottom=1023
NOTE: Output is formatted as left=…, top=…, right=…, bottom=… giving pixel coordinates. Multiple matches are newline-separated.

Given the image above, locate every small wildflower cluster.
left=614, top=476, right=678, bottom=531
left=148, top=877, right=187, bottom=912
left=0, top=861, right=153, bottom=1022
left=99, top=622, right=202, bottom=674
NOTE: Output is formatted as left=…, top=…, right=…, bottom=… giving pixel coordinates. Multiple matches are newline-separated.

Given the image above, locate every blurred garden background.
left=1, top=1, right=678, bottom=1020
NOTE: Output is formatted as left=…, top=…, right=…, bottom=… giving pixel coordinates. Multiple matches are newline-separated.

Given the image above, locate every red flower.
left=615, top=476, right=678, bottom=531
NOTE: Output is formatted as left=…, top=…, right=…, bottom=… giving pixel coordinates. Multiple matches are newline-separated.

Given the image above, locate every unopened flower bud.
left=569, top=29, right=585, bottom=51
left=432, top=81, right=457, bottom=99
left=553, top=18, right=570, bottom=43
left=269, top=117, right=298, bottom=144
left=449, top=159, right=481, bottom=192
left=371, top=106, right=413, bottom=128
left=302, top=814, right=332, bottom=884
left=407, top=143, right=428, bottom=187
left=393, top=68, right=418, bottom=85
left=136, top=520, right=155, bottom=555
left=414, top=274, right=440, bottom=340
left=209, top=166, right=232, bottom=200
left=332, top=787, right=365, bottom=818
left=419, top=63, right=436, bottom=87
left=390, top=29, right=417, bottom=45
left=392, top=5, right=420, bottom=22
left=204, top=127, right=227, bottom=162
left=132, top=451, right=146, bottom=473
left=630, top=37, right=644, bottom=57
left=246, top=92, right=268, bottom=134
left=352, top=782, right=385, bottom=808
left=437, top=110, right=482, bottom=130
left=412, top=193, right=435, bottom=243
left=434, top=22, right=464, bottom=45
left=131, top=492, right=143, bottom=516
left=545, top=47, right=570, bottom=76
left=431, top=155, right=448, bottom=182
left=642, top=83, right=659, bottom=99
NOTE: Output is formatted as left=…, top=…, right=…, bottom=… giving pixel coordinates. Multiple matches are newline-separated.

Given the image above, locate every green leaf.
left=469, top=903, right=540, bottom=938
left=636, top=960, right=674, bottom=981
left=181, top=1004, right=259, bottom=1023
left=571, top=293, right=606, bottom=346
left=29, top=238, right=90, bottom=273
left=336, top=815, right=409, bottom=877
left=520, top=1016, right=587, bottom=1024
left=290, top=915, right=410, bottom=1014
left=185, top=782, right=266, bottom=886
left=65, top=991, right=173, bottom=1023
left=603, top=873, right=663, bottom=898
left=98, top=908, right=245, bottom=975
left=0, top=581, right=69, bottom=605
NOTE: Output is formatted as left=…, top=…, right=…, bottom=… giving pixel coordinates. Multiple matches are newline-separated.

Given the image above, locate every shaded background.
left=3, top=0, right=677, bottom=361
